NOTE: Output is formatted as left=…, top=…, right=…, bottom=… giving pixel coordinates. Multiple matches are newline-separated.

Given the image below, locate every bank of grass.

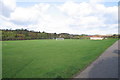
left=2, top=39, right=117, bottom=78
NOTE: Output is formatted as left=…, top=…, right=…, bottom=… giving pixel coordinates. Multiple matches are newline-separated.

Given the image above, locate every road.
left=75, top=40, right=119, bottom=78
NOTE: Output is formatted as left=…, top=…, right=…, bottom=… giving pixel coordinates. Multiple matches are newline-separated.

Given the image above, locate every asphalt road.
left=75, top=40, right=119, bottom=78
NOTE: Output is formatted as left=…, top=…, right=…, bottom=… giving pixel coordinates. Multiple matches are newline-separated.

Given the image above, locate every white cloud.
left=10, top=3, right=50, bottom=25
left=2, top=0, right=16, bottom=10
left=0, top=1, right=118, bottom=35
left=58, top=2, right=93, bottom=17
left=0, top=0, right=16, bottom=17
left=57, top=1, right=118, bottom=34
left=89, top=0, right=103, bottom=3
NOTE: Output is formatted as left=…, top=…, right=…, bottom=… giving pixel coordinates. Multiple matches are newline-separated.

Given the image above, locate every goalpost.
left=56, top=38, right=64, bottom=40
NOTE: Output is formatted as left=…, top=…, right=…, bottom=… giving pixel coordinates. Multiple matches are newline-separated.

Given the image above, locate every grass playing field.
left=2, top=39, right=117, bottom=78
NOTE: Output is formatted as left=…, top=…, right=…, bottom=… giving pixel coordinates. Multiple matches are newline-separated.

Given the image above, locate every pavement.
left=75, top=40, right=119, bottom=78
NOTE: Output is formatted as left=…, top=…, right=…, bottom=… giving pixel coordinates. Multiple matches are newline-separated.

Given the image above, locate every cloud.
left=0, top=0, right=16, bottom=17
left=10, top=3, right=50, bottom=25
left=57, top=1, right=118, bottom=34
left=0, top=1, right=118, bottom=35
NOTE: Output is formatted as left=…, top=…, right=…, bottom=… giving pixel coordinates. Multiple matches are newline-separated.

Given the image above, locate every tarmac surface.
left=75, top=40, right=119, bottom=78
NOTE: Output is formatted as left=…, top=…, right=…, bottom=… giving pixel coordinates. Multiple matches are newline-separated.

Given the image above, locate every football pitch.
left=2, top=39, right=117, bottom=78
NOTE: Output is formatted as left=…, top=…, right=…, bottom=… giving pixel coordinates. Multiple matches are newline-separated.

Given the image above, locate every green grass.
left=2, top=39, right=117, bottom=78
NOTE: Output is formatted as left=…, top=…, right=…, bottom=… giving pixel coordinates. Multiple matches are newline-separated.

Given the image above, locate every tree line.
left=0, top=29, right=119, bottom=41
left=0, top=29, right=88, bottom=41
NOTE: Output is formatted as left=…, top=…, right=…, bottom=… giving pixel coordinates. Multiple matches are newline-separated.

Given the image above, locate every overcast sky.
left=0, top=0, right=118, bottom=35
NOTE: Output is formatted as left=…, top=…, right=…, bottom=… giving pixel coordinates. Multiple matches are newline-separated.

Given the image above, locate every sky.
left=0, top=0, right=118, bottom=35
